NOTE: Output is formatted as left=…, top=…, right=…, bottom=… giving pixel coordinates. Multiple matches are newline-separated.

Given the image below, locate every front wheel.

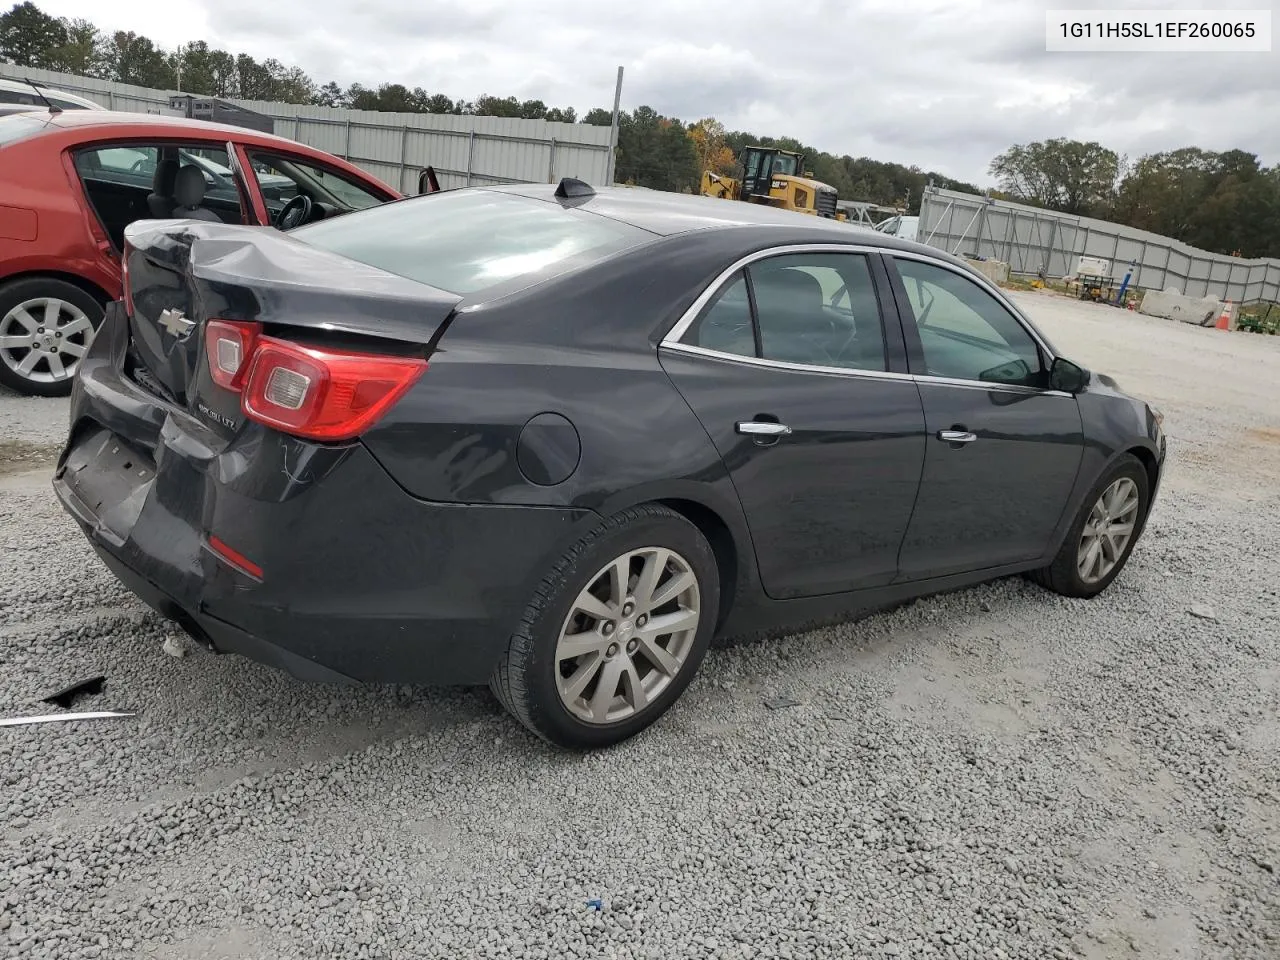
left=490, top=504, right=720, bottom=749
left=1030, top=454, right=1150, bottom=598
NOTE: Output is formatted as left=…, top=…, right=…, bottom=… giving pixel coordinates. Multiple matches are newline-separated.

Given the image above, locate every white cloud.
left=33, top=0, right=1280, bottom=185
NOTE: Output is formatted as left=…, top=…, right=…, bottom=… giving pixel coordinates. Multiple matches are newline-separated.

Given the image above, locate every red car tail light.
left=241, top=337, right=427, bottom=442
left=204, top=320, right=262, bottom=390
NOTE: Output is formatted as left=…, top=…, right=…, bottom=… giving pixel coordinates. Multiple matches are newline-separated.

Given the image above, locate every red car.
left=0, top=109, right=402, bottom=396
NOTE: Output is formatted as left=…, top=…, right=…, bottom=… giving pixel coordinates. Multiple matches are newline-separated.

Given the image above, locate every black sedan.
left=53, top=180, right=1166, bottom=749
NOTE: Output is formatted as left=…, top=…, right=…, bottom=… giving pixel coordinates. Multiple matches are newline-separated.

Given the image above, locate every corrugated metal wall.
left=918, top=187, right=1280, bottom=304
left=2, top=66, right=613, bottom=192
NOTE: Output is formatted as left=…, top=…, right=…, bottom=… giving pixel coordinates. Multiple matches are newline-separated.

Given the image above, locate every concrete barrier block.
left=964, top=258, right=1010, bottom=285
left=1138, top=287, right=1227, bottom=327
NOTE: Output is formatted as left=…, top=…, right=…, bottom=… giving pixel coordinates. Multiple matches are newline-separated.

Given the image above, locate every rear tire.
left=1030, top=453, right=1150, bottom=598
left=490, top=504, right=720, bottom=749
left=0, top=278, right=104, bottom=397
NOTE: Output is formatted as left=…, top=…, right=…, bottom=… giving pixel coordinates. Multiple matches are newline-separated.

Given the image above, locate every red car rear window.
left=0, top=113, right=54, bottom=148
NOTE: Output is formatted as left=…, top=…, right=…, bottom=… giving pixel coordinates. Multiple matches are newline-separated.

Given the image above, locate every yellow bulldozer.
left=701, top=146, right=846, bottom=220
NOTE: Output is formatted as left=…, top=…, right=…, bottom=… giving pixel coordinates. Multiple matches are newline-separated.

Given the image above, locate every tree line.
left=989, top=138, right=1280, bottom=260
left=2, top=2, right=1274, bottom=257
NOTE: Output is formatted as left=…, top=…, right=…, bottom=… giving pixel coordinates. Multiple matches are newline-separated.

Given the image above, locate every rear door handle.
left=736, top=421, right=792, bottom=437
left=937, top=429, right=978, bottom=444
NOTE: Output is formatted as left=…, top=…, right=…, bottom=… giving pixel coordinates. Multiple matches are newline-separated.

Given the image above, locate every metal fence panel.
left=2, top=65, right=613, bottom=190
left=919, top=186, right=1280, bottom=303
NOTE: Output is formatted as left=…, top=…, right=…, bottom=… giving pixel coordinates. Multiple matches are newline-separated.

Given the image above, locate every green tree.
left=312, top=80, right=344, bottom=107
left=989, top=138, right=1120, bottom=216
left=234, top=53, right=276, bottom=100
left=420, top=92, right=460, bottom=114
left=581, top=107, right=613, bottom=126
left=267, top=59, right=313, bottom=104
left=0, top=1, right=66, bottom=67
left=615, top=106, right=699, bottom=192
left=46, top=17, right=98, bottom=74
left=98, top=30, right=174, bottom=87
left=473, top=94, right=522, bottom=117
left=170, top=41, right=237, bottom=97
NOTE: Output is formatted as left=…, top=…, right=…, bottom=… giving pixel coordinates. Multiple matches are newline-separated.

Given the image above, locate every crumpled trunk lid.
left=120, top=219, right=463, bottom=419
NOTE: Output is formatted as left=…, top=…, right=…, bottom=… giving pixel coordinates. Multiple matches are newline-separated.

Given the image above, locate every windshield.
left=0, top=113, right=53, bottom=148
left=294, top=189, right=653, bottom=296
left=771, top=154, right=799, bottom=176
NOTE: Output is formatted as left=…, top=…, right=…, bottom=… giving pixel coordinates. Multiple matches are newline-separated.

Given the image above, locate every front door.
left=661, top=249, right=926, bottom=599
left=886, top=254, right=1085, bottom=580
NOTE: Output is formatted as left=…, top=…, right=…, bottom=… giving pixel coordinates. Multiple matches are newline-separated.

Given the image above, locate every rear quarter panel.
left=358, top=231, right=771, bottom=588
left=0, top=133, right=117, bottom=296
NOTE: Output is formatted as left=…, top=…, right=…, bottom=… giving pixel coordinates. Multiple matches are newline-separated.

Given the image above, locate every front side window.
left=246, top=151, right=386, bottom=218
left=679, top=252, right=887, bottom=372
left=895, top=258, right=1044, bottom=387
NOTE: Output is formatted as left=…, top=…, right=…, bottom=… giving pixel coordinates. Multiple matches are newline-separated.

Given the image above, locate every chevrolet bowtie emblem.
left=158, top=308, right=194, bottom=338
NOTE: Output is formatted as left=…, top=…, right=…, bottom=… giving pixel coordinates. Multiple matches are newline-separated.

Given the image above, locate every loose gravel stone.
left=2, top=297, right=1279, bottom=959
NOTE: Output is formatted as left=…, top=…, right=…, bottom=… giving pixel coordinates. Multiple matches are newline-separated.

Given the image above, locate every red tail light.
left=205, top=320, right=262, bottom=390
left=204, top=321, right=426, bottom=441
left=242, top=339, right=426, bottom=441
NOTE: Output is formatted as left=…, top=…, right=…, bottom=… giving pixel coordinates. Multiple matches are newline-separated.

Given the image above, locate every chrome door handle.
left=736, top=421, right=792, bottom=437
left=937, top=429, right=977, bottom=443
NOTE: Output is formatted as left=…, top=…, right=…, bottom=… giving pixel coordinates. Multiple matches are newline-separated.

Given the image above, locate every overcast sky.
left=35, top=0, right=1280, bottom=185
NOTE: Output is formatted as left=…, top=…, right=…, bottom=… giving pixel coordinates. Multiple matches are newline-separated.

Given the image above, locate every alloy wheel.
left=0, top=298, right=94, bottom=386
left=1077, top=476, right=1140, bottom=584
left=554, top=546, right=702, bottom=725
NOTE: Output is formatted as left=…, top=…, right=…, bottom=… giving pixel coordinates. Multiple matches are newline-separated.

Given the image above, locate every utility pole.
left=174, top=44, right=184, bottom=92
left=606, top=66, right=623, bottom=186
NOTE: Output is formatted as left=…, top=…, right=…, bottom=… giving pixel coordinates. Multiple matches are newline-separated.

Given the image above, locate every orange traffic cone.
left=1215, top=300, right=1232, bottom=330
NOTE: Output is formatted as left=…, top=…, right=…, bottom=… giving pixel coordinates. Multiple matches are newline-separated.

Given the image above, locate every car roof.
left=0, top=77, right=104, bottom=110
left=485, top=181, right=952, bottom=259
left=33, top=109, right=312, bottom=148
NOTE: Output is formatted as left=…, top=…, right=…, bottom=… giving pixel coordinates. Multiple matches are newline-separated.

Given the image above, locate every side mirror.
left=1049, top=356, right=1091, bottom=393
left=417, top=166, right=440, bottom=195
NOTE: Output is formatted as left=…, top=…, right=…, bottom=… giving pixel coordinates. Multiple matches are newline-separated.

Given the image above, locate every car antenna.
left=23, top=78, right=61, bottom=115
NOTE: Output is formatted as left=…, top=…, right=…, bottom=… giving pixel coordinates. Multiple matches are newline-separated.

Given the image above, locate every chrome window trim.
left=660, top=342, right=1073, bottom=398
left=883, top=248, right=1059, bottom=363
left=660, top=241, right=1074, bottom=399
left=662, top=341, right=916, bottom=383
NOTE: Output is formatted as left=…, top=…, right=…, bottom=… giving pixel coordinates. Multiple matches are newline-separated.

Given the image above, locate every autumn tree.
left=687, top=117, right=736, bottom=177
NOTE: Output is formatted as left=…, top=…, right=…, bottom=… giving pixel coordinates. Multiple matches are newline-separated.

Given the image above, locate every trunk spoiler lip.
left=122, top=219, right=464, bottom=348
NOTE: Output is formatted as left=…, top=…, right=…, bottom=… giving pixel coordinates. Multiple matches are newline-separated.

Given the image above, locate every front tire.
left=490, top=504, right=720, bottom=749
left=0, top=278, right=104, bottom=397
left=1031, top=453, right=1150, bottom=598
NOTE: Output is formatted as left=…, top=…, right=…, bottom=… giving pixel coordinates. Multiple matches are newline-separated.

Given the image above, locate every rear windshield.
left=292, top=189, right=652, bottom=296
left=0, top=113, right=53, bottom=148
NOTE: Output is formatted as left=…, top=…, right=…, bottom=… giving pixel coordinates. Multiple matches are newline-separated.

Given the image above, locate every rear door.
left=660, top=245, right=926, bottom=600
left=884, top=252, right=1084, bottom=580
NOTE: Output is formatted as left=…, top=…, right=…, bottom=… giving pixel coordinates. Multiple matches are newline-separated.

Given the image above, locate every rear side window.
left=293, top=189, right=652, bottom=296
left=0, top=114, right=52, bottom=148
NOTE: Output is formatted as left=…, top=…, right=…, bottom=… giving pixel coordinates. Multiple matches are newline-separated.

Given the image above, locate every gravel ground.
left=2, top=294, right=1278, bottom=960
